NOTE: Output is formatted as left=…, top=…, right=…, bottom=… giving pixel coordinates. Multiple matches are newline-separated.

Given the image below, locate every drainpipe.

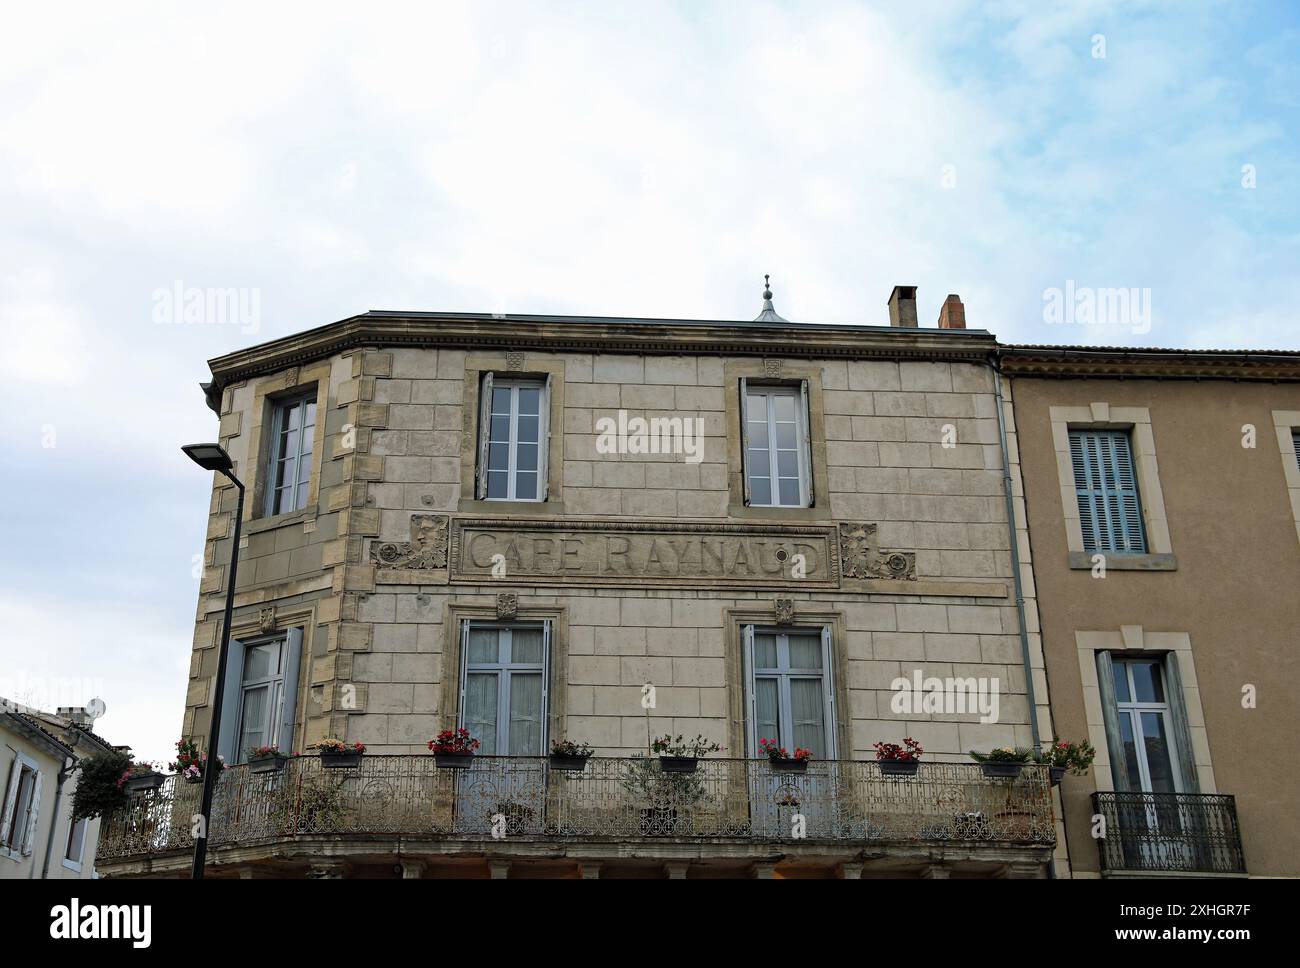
left=989, top=358, right=1055, bottom=879
left=39, top=757, right=75, bottom=879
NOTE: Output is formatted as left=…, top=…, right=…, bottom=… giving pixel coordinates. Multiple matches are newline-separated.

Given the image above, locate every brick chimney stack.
left=937, top=294, right=966, bottom=329
left=887, top=286, right=918, bottom=328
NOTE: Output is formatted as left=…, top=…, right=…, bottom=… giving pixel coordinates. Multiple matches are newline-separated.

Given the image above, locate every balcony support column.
left=663, top=862, right=690, bottom=879
left=997, top=861, right=1043, bottom=879
left=751, top=862, right=777, bottom=879
left=839, top=863, right=863, bottom=880
left=580, top=862, right=602, bottom=880
left=489, top=860, right=511, bottom=880
left=921, top=864, right=950, bottom=879
left=401, top=860, right=427, bottom=880
left=305, top=860, right=346, bottom=879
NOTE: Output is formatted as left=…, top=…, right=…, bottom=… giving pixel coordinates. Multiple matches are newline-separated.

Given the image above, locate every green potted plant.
left=70, top=750, right=133, bottom=820
left=170, top=738, right=224, bottom=784
left=549, top=738, right=595, bottom=772
left=651, top=733, right=722, bottom=774
left=873, top=737, right=923, bottom=777
left=1036, top=738, right=1096, bottom=785
left=247, top=744, right=290, bottom=775
left=313, top=738, right=365, bottom=769
left=428, top=728, right=479, bottom=769
left=759, top=738, right=812, bottom=773
left=970, top=747, right=1034, bottom=779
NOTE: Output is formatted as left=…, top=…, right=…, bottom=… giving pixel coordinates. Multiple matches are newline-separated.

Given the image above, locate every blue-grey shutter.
left=742, top=624, right=756, bottom=756
left=1162, top=654, right=1200, bottom=794
left=540, top=621, right=551, bottom=751
left=277, top=628, right=304, bottom=755
left=0, top=757, right=20, bottom=847
left=1069, top=430, right=1146, bottom=553
left=739, top=378, right=752, bottom=506
left=1095, top=651, right=1132, bottom=792
left=19, top=769, right=41, bottom=855
left=820, top=624, right=836, bottom=757
left=475, top=372, right=494, bottom=500
left=800, top=379, right=813, bottom=507
left=217, top=637, right=247, bottom=766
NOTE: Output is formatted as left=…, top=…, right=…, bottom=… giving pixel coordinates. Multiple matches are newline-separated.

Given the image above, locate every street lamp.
left=182, top=442, right=244, bottom=879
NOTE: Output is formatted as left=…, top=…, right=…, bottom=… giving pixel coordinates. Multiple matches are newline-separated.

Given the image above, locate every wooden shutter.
left=277, top=628, right=304, bottom=755
left=216, top=637, right=247, bottom=766
left=820, top=624, right=836, bottom=758
left=739, top=378, right=752, bottom=506
left=475, top=372, right=494, bottom=500
left=1095, top=651, right=1131, bottom=792
left=19, top=769, right=40, bottom=856
left=1070, top=430, right=1146, bottom=553
left=540, top=620, right=552, bottom=752
left=457, top=619, right=471, bottom=729
left=0, top=756, right=21, bottom=846
left=799, top=378, right=813, bottom=507
left=742, top=624, right=756, bottom=756
left=1162, top=653, right=1201, bottom=794
left=540, top=373, right=552, bottom=502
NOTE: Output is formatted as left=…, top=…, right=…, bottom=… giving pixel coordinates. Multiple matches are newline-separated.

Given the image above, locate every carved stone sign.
left=449, top=518, right=841, bottom=589
left=838, top=522, right=916, bottom=580
left=372, top=514, right=449, bottom=570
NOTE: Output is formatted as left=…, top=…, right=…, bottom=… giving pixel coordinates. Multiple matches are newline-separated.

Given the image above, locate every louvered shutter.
left=0, top=757, right=21, bottom=847
left=799, top=379, right=813, bottom=507
left=1095, top=651, right=1131, bottom=792
left=739, top=378, right=752, bottom=506
left=1069, top=430, right=1146, bottom=553
left=277, top=629, right=304, bottom=755
left=475, top=372, right=494, bottom=499
left=20, top=769, right=41, bottom=855
left=216, top=637, right=247, bottom=766
left=820, top=625, right=836, bottom=758
left=1293, top=431, right=1300, bottom=473
left=540, top=373, right=552, bottom=502
left=742, top=624, right=757, bottom=756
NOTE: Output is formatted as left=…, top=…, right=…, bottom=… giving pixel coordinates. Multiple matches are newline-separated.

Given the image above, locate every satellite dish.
left=85, top=698, right=106, bottom=721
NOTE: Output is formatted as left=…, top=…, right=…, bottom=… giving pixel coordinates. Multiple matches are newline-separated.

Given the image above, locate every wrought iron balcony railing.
left=1092, top=791, right=1246, bottom=875
left=97, top=756, right=1056, bottom=863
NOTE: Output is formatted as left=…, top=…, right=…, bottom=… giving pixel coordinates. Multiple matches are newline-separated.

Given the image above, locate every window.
left=1293, top=430, right=1300, bottom=473
left=217, top=629, right=303, bottom=765
left=264, top=391, right=317, bottom=516
left=743, top=626, right=835, bottom=758
left=65, top=814, right=87, bottom=866
left=1069, top=429, right=1146, bottom=553
left=0, top=755, right=40, bottom=856
left=476, top=374, right=550, bottom=502
left=741, top=380, right=812, bottom=508
left=1109, top=658, right=1182, bottom=793
left=460, top=622, right=550, bottom=755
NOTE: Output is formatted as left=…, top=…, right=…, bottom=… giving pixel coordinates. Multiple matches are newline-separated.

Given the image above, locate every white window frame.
left=234, top=634, right=287, bottom=762
left=741, top=380, right=812, bottom=508
left=1111, top=658, right=1184, bottom=794
left=742, top=624, right=836, bottom=759
left=458, top=621, right=551, bottom=755
left=478, top=375, right=550, bottom=503
left=62, top=812, right=88, bottom=872
left=263, top=389, right=317, bottom=516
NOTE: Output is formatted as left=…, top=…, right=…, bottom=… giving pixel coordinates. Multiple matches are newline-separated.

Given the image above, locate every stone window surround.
left=723, top=361, right=831, bottom=520
left=1270, top=410, right=1300, bottom=549
left=242, top=362, right=332, bottom=529
left=458, top=355, right=566, bottom=515
left=1048, top=403, right=1176, bottom=570
left=438, top=602, right=569, bottom=741
left=722, top=606, right=849, bottom=758
left=1075, top=626, right=1216, bottom=794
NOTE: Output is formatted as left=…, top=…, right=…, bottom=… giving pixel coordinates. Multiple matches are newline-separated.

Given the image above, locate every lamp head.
left=182, top=443, right=234, bottom=473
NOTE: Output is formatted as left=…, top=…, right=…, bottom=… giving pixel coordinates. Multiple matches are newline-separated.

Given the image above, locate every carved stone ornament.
left=774, top=598, right=795, bottom=625
left=496, top=592, right=518, bottom=620
left=371, top=514, right=449, bottom=569
left=505, top=351, right=526, bottom=371
left=258, top=606, right=277, bottom=633
left=763, top=358, right=783, bottom=378
left=838, top=522, right=917, bottom=580
left=283, top=366, right=300, bottom=388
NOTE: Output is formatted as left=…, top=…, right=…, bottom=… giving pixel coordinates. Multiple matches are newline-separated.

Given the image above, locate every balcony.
left=1092, top=792, right=1246, bottom=876
left=97, top=756, right=1056, bottom=878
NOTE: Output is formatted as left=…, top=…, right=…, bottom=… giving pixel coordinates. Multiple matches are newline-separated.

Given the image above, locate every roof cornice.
left=206, top=311, right=998, bottom=387
left=998, top=346, right=1300, bottom=382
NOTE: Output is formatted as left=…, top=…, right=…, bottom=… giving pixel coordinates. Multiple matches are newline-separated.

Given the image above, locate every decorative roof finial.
left=754, top=273, right=789, bottom=323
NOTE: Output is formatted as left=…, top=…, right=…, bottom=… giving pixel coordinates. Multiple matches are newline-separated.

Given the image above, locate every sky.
left=1, top=0, right=1297, bottom=765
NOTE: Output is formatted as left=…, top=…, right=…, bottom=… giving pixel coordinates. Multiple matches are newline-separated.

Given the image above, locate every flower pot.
left=320, top=752, right=363, bottom=769
left=979, top=761, right=1025, bottom=779
left=124, top=772, right=164, bottom=794
left=248, top=754, right=289, bottom=775
left=183, top=774, right=204, bottom=784
left=769, top=758, right=808, bottom=773
left=1049, top=765, right=1066, bottom=786
left=877, top=759, right=920, bottom=777
left=658, top=756, right=698, bottom=774
left=435, top=752, right=475, bottom=770
left=548, top=754, right=590, bottom=772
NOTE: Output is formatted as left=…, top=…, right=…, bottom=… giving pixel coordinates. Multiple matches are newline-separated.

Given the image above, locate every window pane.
left=294, top=484, right=310, bottom=511
left=303, top=401, right=316, bottom=429
left=775, top=422, right=797, bottom=450
left=487, top=471, right=508, bottom=499
left=755, top=677, right=779, bottom=744
left=747, top=419, right=769, bottom=448
left=749, top=474, right=772, bottom=506
left=1112, top=661, right=1131, bottom=703
left=777, top=477, right=800, bottom=506
left=468, top=628, right=499, bottom=665
left=790, top=678, right=826, bottom=757
left=244, top=644, right=276, bottom=680
left=488, top=442, right=509, bottom=472
left=747, top=394, right=766, bottom=419
left=773, top=394, right=795, bottom=421
left=753, top=634, right=778, bottom=668
left=508, top=673, right=543, bottom=755
left=776, top=449, right=798, bottom=478
left=1131, top=662, right=1164, bottom=703
left=66, top=817, right=86, bottom=862
left=518, top=387, right=541, bottom=416
left=1141, top=712, right=1177, bottom=793
left=492, top=387, right=512, bottom=413
left=281, top=429, right=299, bottom=462
left=465, top=673, right=498, bottom=754
left=285, top=402, right=301, bottom=431
left=239, top=685, right=268, bottom=755
left=1118, top=713, right=1142, bottom=789
left=509, top=629, right=544, bottom=665
left=517, top=443, right=538, bottom=472
left=490, top=415, right=510, bottom=444
left=787, top=635, right=822, bottom=669
left=517, top=414, right=539, bottom=445
left=515, top=472, right=537, bottom=500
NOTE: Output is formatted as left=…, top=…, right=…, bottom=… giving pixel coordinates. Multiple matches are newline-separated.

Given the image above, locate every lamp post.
left=182, top=442, right=244, bottom=880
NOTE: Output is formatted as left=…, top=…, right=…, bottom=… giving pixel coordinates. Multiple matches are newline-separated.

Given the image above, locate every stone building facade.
left=98, top=289, right=1067, bottom=879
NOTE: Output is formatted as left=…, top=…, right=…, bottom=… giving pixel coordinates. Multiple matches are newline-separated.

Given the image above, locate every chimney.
left=58, top=706, right=93, bottom=728
left=937, top=294, right=966, bottom=329
left=887, top=286, right=918, bottom=327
